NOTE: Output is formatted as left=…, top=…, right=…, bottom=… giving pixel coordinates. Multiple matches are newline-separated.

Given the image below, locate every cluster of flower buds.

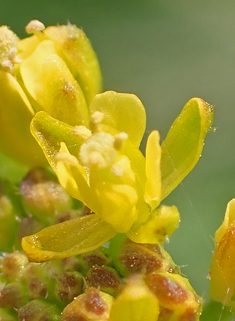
left=0, top=240, right=202, bottom=321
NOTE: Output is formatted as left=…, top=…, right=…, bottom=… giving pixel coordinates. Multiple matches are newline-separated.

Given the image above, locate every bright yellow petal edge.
left=22, top=214, right=116, bottom=262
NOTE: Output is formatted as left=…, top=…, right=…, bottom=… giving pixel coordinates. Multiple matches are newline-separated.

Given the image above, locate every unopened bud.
left=115, top=239, right=179, bottom=277
left=20, top=168, right=72, bottom=225
left=55, top=271, right=83, bottom=304
left=1, top=251, right=28, bottom=281
left=85, top=266, right=121, bottom=297
left=0, top=282, right=28, bottom=309
left=145, top=272, right=202, bottom=320
left=18, top=299, right=61, bottom=321
left=80, top=248, right=110, bottom=272
left=61, top=288, right=113, bottom=321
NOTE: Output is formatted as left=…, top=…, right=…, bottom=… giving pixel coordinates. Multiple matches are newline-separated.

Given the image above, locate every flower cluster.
left=0, top=20, right=214, bottom=320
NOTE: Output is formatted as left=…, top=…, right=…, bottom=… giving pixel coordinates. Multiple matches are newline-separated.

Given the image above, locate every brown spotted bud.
left=80, top=248, right=110, bottom=272
left=61, top=287, right=113, bottom=321
left=145, top=272, right=202, bottom=320
left=0, top=282, right=28, bottom=309
left=115, top=239, right=179, bottom=277
left=0, top=251, right=28, bottom=281
left=54, top=271, right=83, bottom=305
left=18, top=299, right=61, bottom=321
left=85, top=266, right=121, bottom=297
left=21, top=262, right=55, bottom=301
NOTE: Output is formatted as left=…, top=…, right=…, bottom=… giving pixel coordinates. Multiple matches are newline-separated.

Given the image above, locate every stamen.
left=89, top=111, right=104, bottom=133
left=79, top=132, right=117, bottom=169
left=111, top=164, right=124, bottom=177
left=8, top=47, right=21, bottom=64
left=26, top=20, right=45, bottom=34
left=55, top=152, right=79, bottom=166
left=1, top=59, right=14, bottom=73
left=72, top=126, right=92, bottom=140
left=114, top=132, right=128, bottom=150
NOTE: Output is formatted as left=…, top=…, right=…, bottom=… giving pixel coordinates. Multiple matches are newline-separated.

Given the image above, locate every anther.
left=89, top=111, right=104, bottom=133
left=26, top=20, right=45, bottom=34
left=55, top=152, right=79, bottom=166
left=1, top=59, right=14, bottom=73
left=114, top=132, right=128, bottom=150
left=72, top=126, right=92, bottom=140
left=8, top=47, right=21, bottom=64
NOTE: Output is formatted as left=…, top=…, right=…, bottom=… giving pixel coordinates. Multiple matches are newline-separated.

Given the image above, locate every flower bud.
left=0, top=21, right=102, bottom=165
left=80, top=248, right=110, bottom=272
left=114, top=239, right=179, bottom=277
left=20, top=167, right=73, bottom=225
left=0, top=282, right=28, bottom=309
left=18, top=299, right=61, bottom=321
left=85, top=266, right=121, bottom=297
left=1, top=251, right=28, bottom=281
left=209, top=199, right=235, bottom=308
left=145, top=272, right=202, bottom=320
left=61, top=287, right=113, bottom=321
left=54, top=271, right=83, bottom=305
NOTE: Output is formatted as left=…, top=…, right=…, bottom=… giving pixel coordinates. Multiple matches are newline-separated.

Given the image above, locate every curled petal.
left=127, top=205, right=180, bottom=244
left=160, top=97, right=213, bottom=200
left=22, top=214, right=116, bottom=262
left=89, top=91, right=146, bottom=148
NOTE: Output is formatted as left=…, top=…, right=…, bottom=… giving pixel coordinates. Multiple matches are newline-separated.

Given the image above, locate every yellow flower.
left=210, top=199, right=235, bottom=308
left=22, top=91, right=213, bottom=262
left=0, top=20, right=101, bottom=165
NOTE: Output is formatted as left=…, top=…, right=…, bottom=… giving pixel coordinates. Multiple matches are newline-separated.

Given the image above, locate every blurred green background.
left=0, top=0, right=234, bottom=301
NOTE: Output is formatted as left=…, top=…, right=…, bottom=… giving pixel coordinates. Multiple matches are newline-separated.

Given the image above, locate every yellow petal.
left=89, top=91, right=146, bottom=148
left=160, top=97, right=213, bottom=200
left=22, top=214, right=116, bottom=262
left=21, top=39, right=89, bottom=126
left=110, top=275, right=159, bottom=321
left=127, top=205, right=180, bottom=244
left=93, top=182, right=138, bottom=233
left=0, top=71, right=46, bottom=166
left=55, top=142, right=89, bottom=204
left=44, top=24, right=102, bottom=105
left=30, top=111, right=82, bottom=171
left=144, top=130, right=161, bottom=210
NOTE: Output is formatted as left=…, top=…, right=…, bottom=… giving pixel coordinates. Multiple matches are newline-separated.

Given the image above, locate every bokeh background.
left=0, top=0, right=235, bottom=301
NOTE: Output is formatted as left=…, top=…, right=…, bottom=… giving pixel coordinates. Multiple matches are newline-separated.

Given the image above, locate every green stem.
left=201, top=300, right=235, bottom=321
